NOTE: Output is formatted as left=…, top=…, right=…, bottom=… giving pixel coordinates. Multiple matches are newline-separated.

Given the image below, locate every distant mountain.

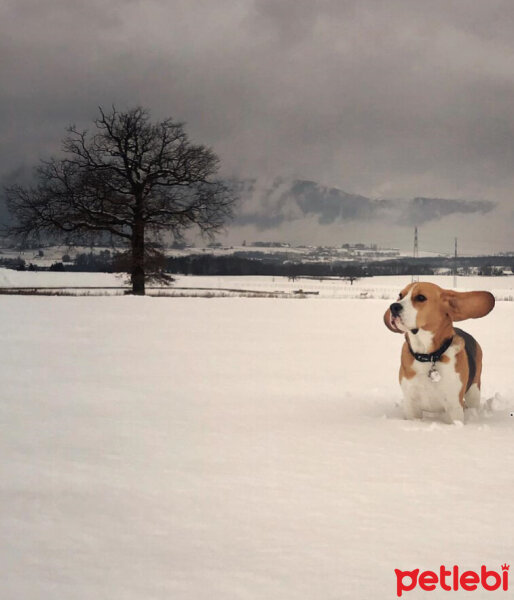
left=397, top=196, right=495, bottom=226
left=234, top=178, right=495, bottom=229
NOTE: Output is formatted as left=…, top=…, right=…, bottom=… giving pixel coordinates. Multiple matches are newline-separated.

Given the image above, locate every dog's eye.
left=398, top=293, right=403, bottom=300
left=415, top=294, right=427, bottom=302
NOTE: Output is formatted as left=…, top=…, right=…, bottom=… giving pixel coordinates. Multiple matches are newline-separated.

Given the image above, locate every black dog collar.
left=407, top=336, right=453, bottom=363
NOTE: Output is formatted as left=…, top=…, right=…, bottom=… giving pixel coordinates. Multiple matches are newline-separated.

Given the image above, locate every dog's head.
left=383, top=282, right=495, bottom=335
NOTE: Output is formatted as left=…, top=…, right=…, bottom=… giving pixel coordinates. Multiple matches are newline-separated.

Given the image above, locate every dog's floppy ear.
left=441, top=290, right=495, bottom=321
left=384, top=308, right=403, bottom=333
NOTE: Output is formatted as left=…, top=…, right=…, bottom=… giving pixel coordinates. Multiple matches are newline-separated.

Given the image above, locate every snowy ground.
left=0, top=279, right=513, bottom=599
left=1, top=268, right=513, bottom=301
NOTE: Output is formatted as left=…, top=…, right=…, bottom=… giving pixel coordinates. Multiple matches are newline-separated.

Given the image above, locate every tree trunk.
left=131, top=208, right=145, bottom=295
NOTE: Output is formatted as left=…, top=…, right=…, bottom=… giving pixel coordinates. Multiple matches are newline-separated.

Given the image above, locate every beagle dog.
left=384, top=282, right=495, bottom=424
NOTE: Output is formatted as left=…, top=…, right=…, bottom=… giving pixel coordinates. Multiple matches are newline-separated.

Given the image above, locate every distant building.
left=252, top=241, right=291, bottom=248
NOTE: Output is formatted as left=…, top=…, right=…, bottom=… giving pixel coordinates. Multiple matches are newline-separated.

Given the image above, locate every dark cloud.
left=0, top=165, right=32, bottom=225
left=0, top=0, right=512, bottom=251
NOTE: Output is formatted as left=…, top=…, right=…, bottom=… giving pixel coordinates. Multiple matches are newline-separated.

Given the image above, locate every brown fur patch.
left=453, top=337, right=469, bottom=407
left=441, top=290, right=495, bottom=321
left=473, top=343, right=483, bottom=389
left=399, top=340, right=416, bottom=382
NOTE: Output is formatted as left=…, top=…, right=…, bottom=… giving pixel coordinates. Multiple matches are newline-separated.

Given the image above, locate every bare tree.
left=5, top=106, right=236, bottom=294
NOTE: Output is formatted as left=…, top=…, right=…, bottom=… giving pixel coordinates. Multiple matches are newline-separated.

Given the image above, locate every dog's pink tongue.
left=391, top=315, right=402, bottom=332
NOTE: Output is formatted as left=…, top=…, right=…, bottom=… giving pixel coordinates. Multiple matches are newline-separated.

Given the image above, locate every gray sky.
left=1, top=0, right=513, bottom=253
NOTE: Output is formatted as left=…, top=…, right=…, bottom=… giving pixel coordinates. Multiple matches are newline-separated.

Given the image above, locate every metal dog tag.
left=428, top=364, right=441, bottom=382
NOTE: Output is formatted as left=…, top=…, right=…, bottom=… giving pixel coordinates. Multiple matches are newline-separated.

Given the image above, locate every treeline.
left=166, top=254, right=368, bottom=277
left=3, top=251, right=513, bottom=278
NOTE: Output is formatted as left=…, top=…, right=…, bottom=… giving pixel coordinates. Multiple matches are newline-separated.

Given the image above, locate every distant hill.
left=234, top=178, right=495, bottom=229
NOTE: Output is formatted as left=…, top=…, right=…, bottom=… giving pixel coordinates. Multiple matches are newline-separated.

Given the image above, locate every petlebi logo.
left=395, top=564, right=509, bottom=596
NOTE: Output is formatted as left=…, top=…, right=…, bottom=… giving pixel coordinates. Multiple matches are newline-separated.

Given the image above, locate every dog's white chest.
left=401, top=347, right=462, bottom=413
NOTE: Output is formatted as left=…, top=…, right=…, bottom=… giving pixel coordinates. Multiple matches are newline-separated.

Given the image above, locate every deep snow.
left=0, top=288, right=513, bottom=599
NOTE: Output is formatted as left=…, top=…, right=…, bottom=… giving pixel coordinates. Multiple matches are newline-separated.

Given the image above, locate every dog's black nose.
left=390, top=302, right=402, bottom=316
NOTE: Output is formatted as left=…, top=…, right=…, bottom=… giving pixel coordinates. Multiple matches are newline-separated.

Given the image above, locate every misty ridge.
left=234, top=178, right=496, bottom=230
left=0, top=168, right=495, bottom=235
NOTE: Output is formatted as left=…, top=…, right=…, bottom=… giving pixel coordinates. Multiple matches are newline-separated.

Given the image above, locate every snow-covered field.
left=168, top=274, right=514, bottom=301
left=1, top=268, right=514, bottom=301
left=1, top=275, right=513, bottom=599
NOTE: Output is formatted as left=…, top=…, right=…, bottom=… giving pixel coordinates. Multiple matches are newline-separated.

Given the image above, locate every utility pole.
left=453, top=237, right=458, bottom=288
left=412, top=226, right=419, bottom=283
